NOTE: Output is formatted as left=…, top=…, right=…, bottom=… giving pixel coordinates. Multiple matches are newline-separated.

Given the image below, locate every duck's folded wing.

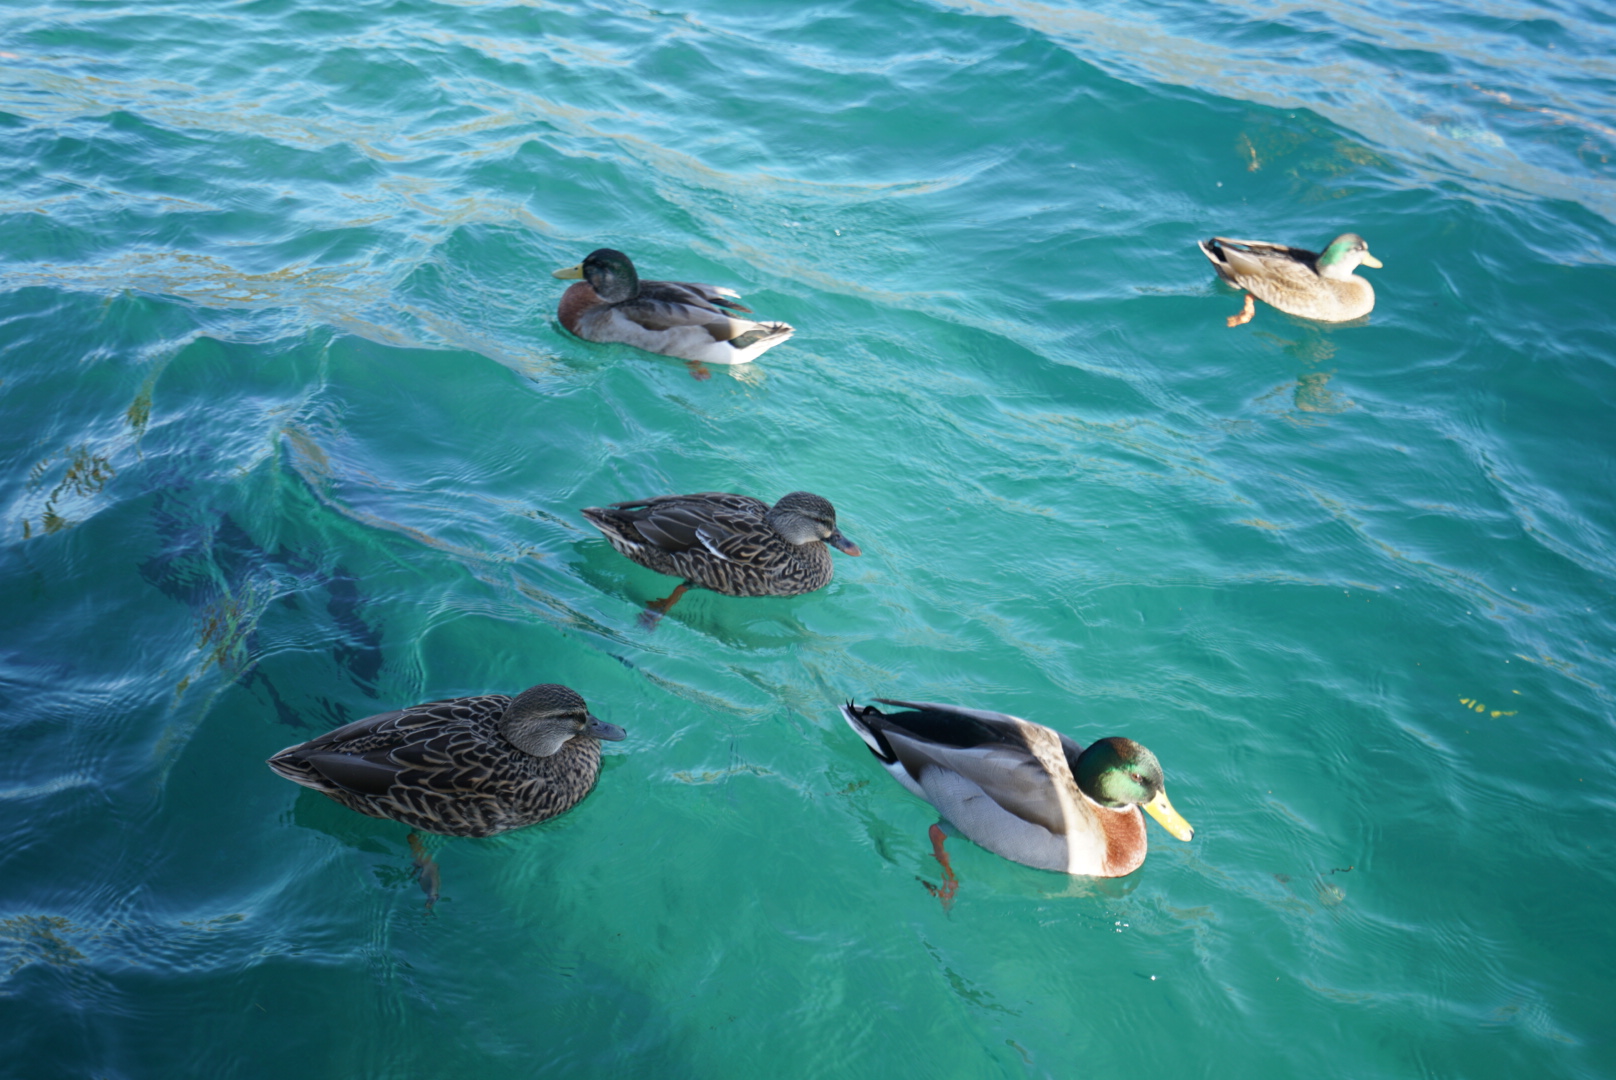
left=300, top=720, right=490, bottom=792
left=294, top=708, right=412, bottom=750
left=610, top=494, right=771, bottom=556
left=873, top=699, right=1025, bottom=734
left=661, top=280, right=754, bottom=314
left=621, top=281, right=764, bottom=336
left=1223, top=247, right=1298, bottom=280
left=607, top=496, right=739, bottom=553
left=301, top=751, right=404, bottom=795
left=881, top=728, right=1068, bottom=835
left=690, top=511, right=786, bottom=564
left=620, top=502, right=707, bottom=552
left=915, top=764, right=1070, bottom=870
left=613, top=296, right=734, bottom=337
left=1210, top=238, right=1318, bottom=276
left=1209, top=237, right=1311, bottom=257
left=282, top=695, right=507, bottom=756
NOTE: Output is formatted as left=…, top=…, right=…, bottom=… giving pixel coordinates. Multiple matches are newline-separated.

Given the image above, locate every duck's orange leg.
left=919, top=823, right=960, bottom=910
left=686, top=360, right=712, bottom=381
left=638, top=582, right=692, bottom=630
left=408, top=832, right=440, bottom=911
left=1226, top=293, right=1256, bottom=327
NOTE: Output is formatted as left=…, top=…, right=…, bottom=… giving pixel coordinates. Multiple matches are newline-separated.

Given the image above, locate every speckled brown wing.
left=583, top=493, right=763, bottom=578
left=362, top=722, right=602, bottom=838
left=275, top=694, right=509, bottom=764
left=624, top=492, right=769, bottom=552
left=689, top=515, right=828, bottom=595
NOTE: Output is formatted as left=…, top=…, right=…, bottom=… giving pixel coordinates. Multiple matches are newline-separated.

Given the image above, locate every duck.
left=1198, top=233, right=1382, bottom=326
left=581, top=490, right=860, bottom=626
left=552, top=248, right=795, bottom=365
left=840, top=699, right=1192, bottom=894
left=266, top=684, right=627, bottom=838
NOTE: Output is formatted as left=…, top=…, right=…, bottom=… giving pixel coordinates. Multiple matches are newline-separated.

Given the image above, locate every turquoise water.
left=3, top=0, right=1614, bottom=1075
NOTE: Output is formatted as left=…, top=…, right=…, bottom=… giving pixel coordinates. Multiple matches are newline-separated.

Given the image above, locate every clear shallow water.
left=2, top=0, right=1614, bottom=1076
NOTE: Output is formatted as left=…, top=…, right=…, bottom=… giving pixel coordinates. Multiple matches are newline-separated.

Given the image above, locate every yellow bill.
left=1361, top=252, right=1383, bottom=269
left=1142, top=788, right=1195, bottom=842
left=551, top=263, right=585, bottom=280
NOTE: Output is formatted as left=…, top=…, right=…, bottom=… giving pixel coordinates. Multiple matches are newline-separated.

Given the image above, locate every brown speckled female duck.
left=840, top=699, right=1193, bottom=903
left=581, top=490, right=860, bottom=625
left=266, top=684, right=626, bottom=838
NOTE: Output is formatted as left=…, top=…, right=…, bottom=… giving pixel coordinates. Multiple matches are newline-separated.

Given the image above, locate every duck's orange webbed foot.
left=408, top=832, right=440, bottom=911
left=1226, top=293, right=1256, bottom=328
left=686, top=361, right=712, bottom=381
left=918, top=823, right=959, bottom=910
left=638, top=582, right=692, bottom=630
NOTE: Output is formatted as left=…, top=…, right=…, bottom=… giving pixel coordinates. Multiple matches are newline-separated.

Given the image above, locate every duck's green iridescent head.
left=1075, top=737, right=1194, bottom=841
left=1316, top=233, right=1383, bottom=277
left=552, top=248, right=640, bottom=303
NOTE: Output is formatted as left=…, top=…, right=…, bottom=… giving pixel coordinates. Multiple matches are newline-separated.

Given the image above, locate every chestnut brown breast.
left=557, top=282, right=601, bottom=335
left=1098, top=806, right=1149, bottom=876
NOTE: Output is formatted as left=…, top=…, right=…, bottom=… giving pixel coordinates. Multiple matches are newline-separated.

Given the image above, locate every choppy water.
left=3, top=0, right=1614, bottom=1076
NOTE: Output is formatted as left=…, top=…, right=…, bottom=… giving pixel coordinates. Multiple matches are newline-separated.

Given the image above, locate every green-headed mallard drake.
left=552, top=248, right=794, bottom=367
left=266, top=684, right=626, bottom=838
left=841, top=699, right=1192, bottom=897
left=1198, top=233, right=1382, bottom=326
left=581, top=490, right=860, bottom=626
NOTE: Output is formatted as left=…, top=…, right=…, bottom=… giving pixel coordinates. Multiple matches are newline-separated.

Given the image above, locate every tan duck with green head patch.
left=1199, top=233, right=1382, bottom=326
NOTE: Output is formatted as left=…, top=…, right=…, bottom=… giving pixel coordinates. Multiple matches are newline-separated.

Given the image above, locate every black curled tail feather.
left=840, top=701, right=898, bottom=765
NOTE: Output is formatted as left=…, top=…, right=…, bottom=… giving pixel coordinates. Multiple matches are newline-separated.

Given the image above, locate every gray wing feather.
left=615, top=280, right=752, bottom=338
left=1208, top=236, right=1316, bottom=260
left=294, top=708, right=413, bottom=749
left=917, top=768, right=1069, bottom=871
left=883, top=730, right=1068, bottom=835
left=304, top=751, right=401, bottom=795
left=633, top=511, right=702, bottom=551
left=873, top=699, right=1026, bottom=730
left=617, top=300, right=731, bottom=339
left=621, top=497, right=762, bottom=554
left=662, top=280, right=752, bottom=313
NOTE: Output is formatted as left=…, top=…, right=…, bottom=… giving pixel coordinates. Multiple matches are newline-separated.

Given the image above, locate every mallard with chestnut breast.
left=1198, top=233, right=1382, bottom=326
left=581, top=491, right=860, bottom=626
left=552, top=248, right=795, bottom=365
left=840, top=699, right=1192, bottom=899
left=266, top=684, right=627, bottom=838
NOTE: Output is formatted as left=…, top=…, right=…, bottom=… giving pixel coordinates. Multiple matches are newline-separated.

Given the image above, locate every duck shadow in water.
left=141, top=486, right=386, bottom=726
left=569, top=538, right=836, bottom=651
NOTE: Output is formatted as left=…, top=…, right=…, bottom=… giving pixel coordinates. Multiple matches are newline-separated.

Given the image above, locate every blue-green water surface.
left=3, top=0, right=1615, bottom=1076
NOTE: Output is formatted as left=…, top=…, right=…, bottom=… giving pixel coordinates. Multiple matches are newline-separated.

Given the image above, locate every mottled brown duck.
left=1198, top=232, right=1382, bottom=326
left=581, top=490, right=860, bottom=626
left=266, top=684, right=626, bottom=838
